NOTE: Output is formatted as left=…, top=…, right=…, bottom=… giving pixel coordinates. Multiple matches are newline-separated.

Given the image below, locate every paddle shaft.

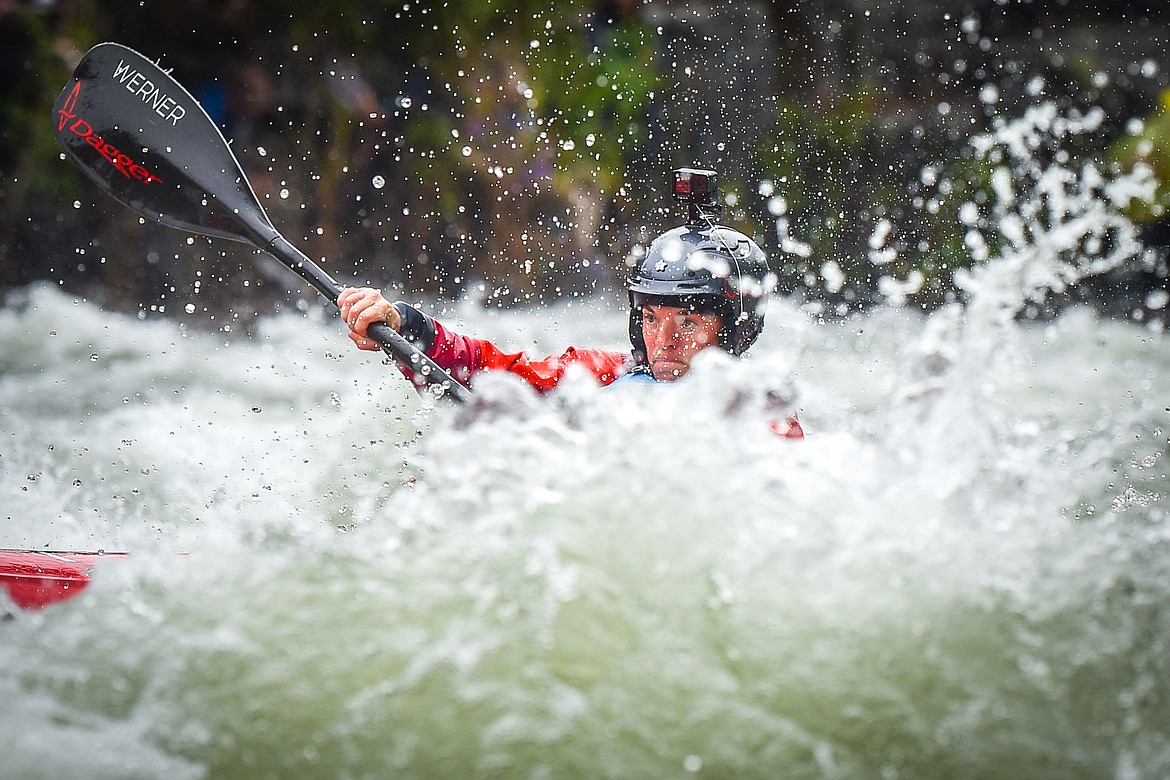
left=264, top=234, right=469, bottom=398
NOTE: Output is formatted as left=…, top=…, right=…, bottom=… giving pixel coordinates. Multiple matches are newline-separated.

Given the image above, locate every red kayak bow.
left=0, top=549, right=124, bottom=610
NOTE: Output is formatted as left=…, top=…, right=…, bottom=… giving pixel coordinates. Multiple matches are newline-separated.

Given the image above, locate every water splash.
left=3, top=99, right=1170, bottom=778
left=960, top=102, right=1157, bottom=329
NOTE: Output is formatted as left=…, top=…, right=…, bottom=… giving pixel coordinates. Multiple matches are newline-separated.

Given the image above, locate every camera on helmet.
left=672, top=167, right=722, bottom=224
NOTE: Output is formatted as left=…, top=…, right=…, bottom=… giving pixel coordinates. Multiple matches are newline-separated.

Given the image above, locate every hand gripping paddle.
left=51, top=42, right=471, bottom=403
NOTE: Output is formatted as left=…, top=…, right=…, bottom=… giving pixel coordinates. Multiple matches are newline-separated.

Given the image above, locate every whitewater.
left=3, top=97, right=1170, bottom=778
left=1, top=273, right=1167, bottom=779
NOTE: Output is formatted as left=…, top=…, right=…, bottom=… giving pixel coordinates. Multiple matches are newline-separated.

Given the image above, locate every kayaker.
left=338, top=168, right=803, bottom=438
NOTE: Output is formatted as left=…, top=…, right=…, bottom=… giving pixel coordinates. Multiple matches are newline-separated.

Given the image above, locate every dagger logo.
left=57, top=81, right=81, bottom=132
left=55, top=79, right=164, bottom=185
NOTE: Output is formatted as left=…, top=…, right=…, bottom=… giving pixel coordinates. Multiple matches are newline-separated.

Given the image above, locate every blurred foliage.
left=1, top=0, right=659, bottom=320
left=750, top=89, right=991, bottom=314
left=1107, top=88, right=1170, bottom=223
left=1, top=0, right=1167, bottom=324
left=0, top=2, right=93, bottom=288
left=750, top=53, right=1170, bottom=318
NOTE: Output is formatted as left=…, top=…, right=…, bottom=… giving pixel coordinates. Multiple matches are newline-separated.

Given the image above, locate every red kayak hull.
left=0, top=550, right=124, bottom=610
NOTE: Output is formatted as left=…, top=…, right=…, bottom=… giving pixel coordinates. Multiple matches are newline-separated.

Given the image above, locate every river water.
left=3, top=97, right=1170, bottom=778
left=1, top=275, right=1167, bottom=779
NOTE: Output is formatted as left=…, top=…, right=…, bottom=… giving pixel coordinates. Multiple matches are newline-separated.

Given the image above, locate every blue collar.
left=609, top=366, right=657, bottom=386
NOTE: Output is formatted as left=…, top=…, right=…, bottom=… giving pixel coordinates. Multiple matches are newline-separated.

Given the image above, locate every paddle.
left=50, top=42, right=471, bottom=403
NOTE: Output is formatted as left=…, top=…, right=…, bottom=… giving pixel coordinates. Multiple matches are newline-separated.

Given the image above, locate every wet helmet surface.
left=626, top=223, right=772, bottom=362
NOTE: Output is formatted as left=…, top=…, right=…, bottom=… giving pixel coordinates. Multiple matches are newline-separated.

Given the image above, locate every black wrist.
left=392, top=302, right=436, bottom=352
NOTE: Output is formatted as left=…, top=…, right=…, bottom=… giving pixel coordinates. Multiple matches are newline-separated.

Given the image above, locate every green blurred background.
left=2, top=0, right=1168, bottom=325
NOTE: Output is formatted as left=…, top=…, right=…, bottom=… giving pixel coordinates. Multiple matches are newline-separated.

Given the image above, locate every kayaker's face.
left=641, top=303, right=723, bottom=382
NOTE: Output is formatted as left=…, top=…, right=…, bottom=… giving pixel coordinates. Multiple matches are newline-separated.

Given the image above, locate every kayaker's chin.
left=650, top=359, right=688, bottom=381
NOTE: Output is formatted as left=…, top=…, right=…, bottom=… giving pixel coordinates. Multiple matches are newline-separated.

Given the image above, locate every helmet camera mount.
left=672, top=166, right=744, bottom=311
left=672, top=167, right=722, bottom=225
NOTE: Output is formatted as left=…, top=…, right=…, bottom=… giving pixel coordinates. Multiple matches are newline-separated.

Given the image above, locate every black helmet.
left=626, top=223, right=772, bottom=362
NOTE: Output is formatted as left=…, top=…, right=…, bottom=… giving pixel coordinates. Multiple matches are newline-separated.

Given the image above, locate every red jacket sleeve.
left=405, top=316, right=630, bottom=394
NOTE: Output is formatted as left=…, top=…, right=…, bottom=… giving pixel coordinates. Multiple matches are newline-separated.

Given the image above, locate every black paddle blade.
left=51, top=42, right=279, bottom=248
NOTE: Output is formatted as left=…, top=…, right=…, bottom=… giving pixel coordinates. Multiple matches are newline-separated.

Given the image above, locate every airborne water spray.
left=2, top=94, right=1169, bottom=780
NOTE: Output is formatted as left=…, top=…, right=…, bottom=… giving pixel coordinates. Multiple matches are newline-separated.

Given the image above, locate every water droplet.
left=90, top=353, right=99, bottom=362
left=184, top=303, right=196, bottom=314
left=372, top=175, right=386, bottom=189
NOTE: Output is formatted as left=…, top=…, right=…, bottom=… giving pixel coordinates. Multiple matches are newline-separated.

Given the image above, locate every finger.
left=339, top=288, right=374, bottom=320
left=338, top=287, right=361, bottom=314
left=361, top=301, right=395, bottom=334
left=356, top=302, right=386, bottom=329
left=353, top=306, right=379, bottom=336
left=350, top=299, right=377, bottom=331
